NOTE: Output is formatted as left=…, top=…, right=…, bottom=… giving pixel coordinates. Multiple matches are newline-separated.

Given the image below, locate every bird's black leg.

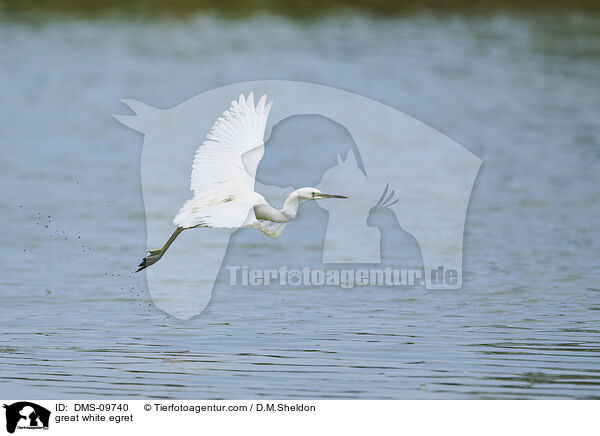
left=136, top=227, right=184, bottom=272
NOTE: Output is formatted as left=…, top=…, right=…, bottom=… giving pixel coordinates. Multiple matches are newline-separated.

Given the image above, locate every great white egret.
left=137, top=93, right=347, bottom=272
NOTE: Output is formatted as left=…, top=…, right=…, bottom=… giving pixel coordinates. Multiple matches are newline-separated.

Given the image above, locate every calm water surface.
left=1, top=11, right=599, bottom=398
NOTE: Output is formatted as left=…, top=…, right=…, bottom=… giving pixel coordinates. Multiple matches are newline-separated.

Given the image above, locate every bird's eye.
left=312, top=192, right=317, bottom=198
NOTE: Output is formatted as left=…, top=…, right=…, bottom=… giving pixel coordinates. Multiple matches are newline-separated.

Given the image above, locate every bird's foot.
left=136, top=250, right=163, bottom=272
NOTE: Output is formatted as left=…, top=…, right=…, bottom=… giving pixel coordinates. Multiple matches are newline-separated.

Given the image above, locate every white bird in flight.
left=137, top=93, right=347, bottom=272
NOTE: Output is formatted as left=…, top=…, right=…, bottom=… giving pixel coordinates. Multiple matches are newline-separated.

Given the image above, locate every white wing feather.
left=174, top=93, right=272, bottom=229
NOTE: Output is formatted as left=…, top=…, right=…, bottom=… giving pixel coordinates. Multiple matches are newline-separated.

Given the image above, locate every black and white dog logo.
left=3, top=402, right=50, bottom=434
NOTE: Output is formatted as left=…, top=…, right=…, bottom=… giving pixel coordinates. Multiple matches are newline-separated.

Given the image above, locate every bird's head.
left=295, top=187, right=348, bottom=202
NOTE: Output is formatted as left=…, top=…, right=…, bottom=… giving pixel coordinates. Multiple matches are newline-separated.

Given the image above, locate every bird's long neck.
left=280, top=191, right=303, bottom=221
left=254, top=190, right=307, bottom=223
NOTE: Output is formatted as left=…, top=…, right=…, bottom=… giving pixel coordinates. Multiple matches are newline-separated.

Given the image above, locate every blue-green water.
left=1, top=11, right=599, bottom=398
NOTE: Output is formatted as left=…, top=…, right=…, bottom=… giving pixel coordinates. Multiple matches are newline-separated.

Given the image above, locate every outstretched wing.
left=173, top=93, right=272, bottom=229
left=191, top=92, right=272, bottom=200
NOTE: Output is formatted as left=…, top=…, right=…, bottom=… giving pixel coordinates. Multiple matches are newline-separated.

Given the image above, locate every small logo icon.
left=3, top=402, right=50, bottom=434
